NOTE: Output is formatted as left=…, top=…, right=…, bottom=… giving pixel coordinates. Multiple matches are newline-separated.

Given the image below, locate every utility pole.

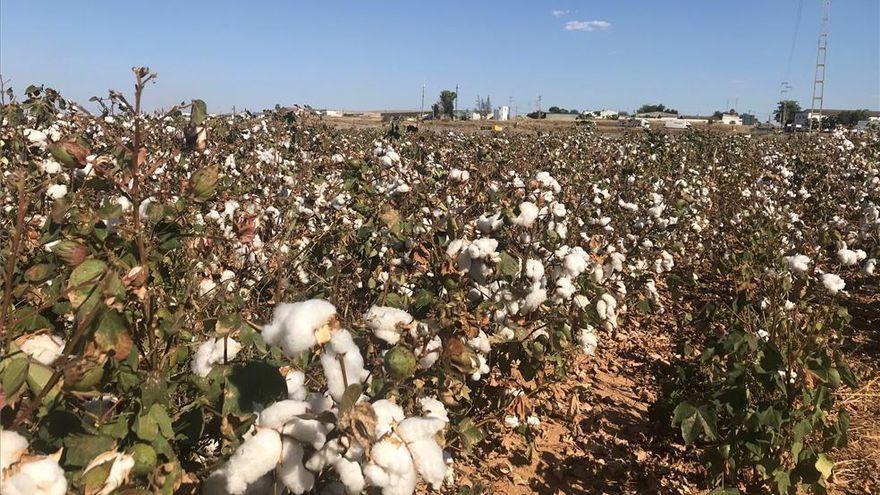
left=779, top=81, right=792, bottom=128
left=808, top=0, right=830, bottom=132
left=537, top=95, right=542, bottom=114
left=420, top=84, right=425, bottom=122
left=454, top=84, right=459, bottom=116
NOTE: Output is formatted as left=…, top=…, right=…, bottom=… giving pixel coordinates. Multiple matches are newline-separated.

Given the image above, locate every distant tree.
left=740, top=113, right=758, bottom=126
left=821, top=115, right=840, bottom=130
left=637, top=103, right=668, bottom=114
left=836, top=109, right=870, bottom=127
left=773, top=100, right=801, bottom=125
left=527, top=111, right=546, bottom=119
left=438, top=90, right=457, bottom=119
left=548, top=106, right=563, bottom=113
left=568, top=109, right=580, bottom=114
left=712, top=111, right=724, bottom=119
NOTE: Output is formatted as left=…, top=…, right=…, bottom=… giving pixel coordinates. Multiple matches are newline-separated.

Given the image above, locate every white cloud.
left=564, top=20, right=611, bottom=32
left=551, top=10, right=570, bottom=17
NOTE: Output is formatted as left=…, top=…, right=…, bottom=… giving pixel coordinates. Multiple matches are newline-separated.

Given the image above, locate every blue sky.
left=1, top=0, right=878, bottom=119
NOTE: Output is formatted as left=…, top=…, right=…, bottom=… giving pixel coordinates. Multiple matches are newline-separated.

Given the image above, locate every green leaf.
left=224, top=361, right=286, bottom=415
left=150, top=403, right=174, bottom=439
left=457, top=417, right=485, bottom=453
left=773, top=469, right=791, bottom=495
left=80, top=459, right=113, bottom=493
left=338, top=383, right=364, bottom=415
left=63, top=434, right=115, bottom=467
left=190, top=99, right=208, bottom=125
left=497, top=251, right=520, bottom=277
left=67, top=258, right=106, bottom=316
left=135, top=410, right=159, bottom=442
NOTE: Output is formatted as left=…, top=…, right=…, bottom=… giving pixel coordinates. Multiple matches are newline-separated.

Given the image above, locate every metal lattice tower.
left=808, top=0, right=830, bottom=131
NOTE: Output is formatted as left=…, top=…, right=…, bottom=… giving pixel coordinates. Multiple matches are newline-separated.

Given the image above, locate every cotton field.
left=1, top=73, right=878, bottom=494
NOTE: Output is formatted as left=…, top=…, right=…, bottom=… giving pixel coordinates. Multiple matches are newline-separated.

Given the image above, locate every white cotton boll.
left=199, top=278, right=217, bottom=296
left=19, top=334, right=65, bottom=366
left=504, top=415, right=520, bottom=428
left=535, top=171, right=561, bottom=193
left=521, top=287, right=547, bottom=313
left=525, top=259, right=544, bottom=281
left=573, top=294, right=591, bottom=309
left=365, top=440, right=417, bottom=495
left=466, top=238, right=499, bottom=260
left=467, top=330, right=491, bottom=354
left=24, top=129, right=48, bottom=146
left=334, top=458, right=365, bottom=494
left=446, top=239, right=466, bottom=259
left=397, top=417, right=446, bottom=443
left=579, top=326, right=598, bottom=355
left=305, top=439, right=344, bottom=472
left=262, top=299, right=337, bottom=357
left=448, top=169, right=470, bottom=182
left=221, top=429, right=283, bottom=495
left=837, top=248, right=866, bottom=266
left=1, top=430, right=28, bottom=476
left=416, top=335, right=442, bottom=370
left=192, top=337, right=242, bottom=378
left=555, top=276, right=577, bottom=299
left=527, top=415, right=541, bottom=427
left=419, top=397, right=449, bottom=423
left=45, top=184, right=67, bottom=200
left=476, top=212, right=503, bottom=233
left=363, top=306, right=413, bottom=345
left=862, top=258, right=876, bottom=275
left=820, top=273, right=846, bottom=295
left=513, top=201, right=539, bottom=227
left=372, top=400, right=405, bottom=438
left=39, top=159, right=62, bottom=174
left=590, top=264, right=605, bottom=283
left=321, top=329, right=368, bottom=401
left=618, top=199, right=638, bottom=212
left=563, top=248, right=590, bottom=277
left=470, top=354, right=490, bottom=381
left=258, top=400, right=309, bottom=430
left=1, top=457, right=67, bottom=495
left=785, top=254, right=811, bottom=275
left=406, top=438, right=447, bottom=489
left=277, top=439, right=314, bottom=494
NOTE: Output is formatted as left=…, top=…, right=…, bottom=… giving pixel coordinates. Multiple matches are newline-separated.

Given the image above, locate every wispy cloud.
left=551, top=10, right=570, bottom=17
left=564, top=20, right=611, bottom=32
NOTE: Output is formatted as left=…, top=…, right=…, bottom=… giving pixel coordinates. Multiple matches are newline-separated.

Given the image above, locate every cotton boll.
left=320, top=329, right=368, bottom=401
left=1, top=457, right=67, bottom=495
left=862, top=258, right=876, bottom=275
left=513, top=202, right=539, bottom=227
left=555, top=276, right=577, bottom=300
left=277, top=439, right=314, bottom=494
left=419, top=397, right=449, bottom=423
left=416, top=335, right=442, bottom=370
left=221, top=429, right=283, bottom=495
left=784, top=254, right=811, bottom=276
left=578, top=326, right=598, bottom=355
left=305, top=439, right=344, bottom=472
left=1, top=430, right=28, bottom=476
left=820, top=273, right=846, bottom=295
left=563, top=247, right=590, bottom=277
left=285, top=369, right=307, bottom=400
left=406, top=438, right=447, bottom=489
left=525, top=259, right=544, bottom=281
left=258, top=400, right=309, bottom=430
left=192, top=337, right=242, bottom=377
left=476, top=212, right=503, bottom=234
left=45, top=184, right=67, bottom=200
left=333, top=458, right=365, bottom=494
left=363, top=306, right=413, bottom=345
left=19, top=334, right=65, bottom=365
left=39, top=159, right=62, bottom=174
left=837, top=248, right=867, bottom=266
left=467, top=330, right=491, bottom=354
left=199, top=278, right=217, bottom=296
left=262, top=299, right=338, bottom=357
left=521, top=287, right=547, bottom=313
left=372, top=400, right=405, bottom=438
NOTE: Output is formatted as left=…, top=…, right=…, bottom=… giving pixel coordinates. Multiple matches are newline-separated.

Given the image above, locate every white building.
left=794, top=109, right=880, bottom=128
left=494, top=106, right=510, bottom=121
left=719, top=113, right=742, bottom=125
left=594, top=109, right=619, bottom=119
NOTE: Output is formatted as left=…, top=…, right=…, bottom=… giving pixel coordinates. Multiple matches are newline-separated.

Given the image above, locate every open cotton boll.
left=192, top=337, right=242, bottom=377
left=405, top=438, right=447, bottom=489
left=467, top=330, right=491, bottom=354
left=476, top=212, right=503, bottom=233
left=513, top=201, right=539, bottom=227
left=1, top=457, right=67, bottom=495
left=448, top=169, right=470, bottom=182
left=555, top=276, right=577, bottom=300
left=364, top=440, right=418, bottom=495
left=820, top=273, right=846, bottom=295
left=333, top=458, right=365, bottom=494
left=1, top=430, right=29, bottom=476
left=258, top=400, right=309, bottom=430
left=521, top=287, right=547, bottom=313
left=466, top=238, right=499, bottom=260
left=262, top=299, right=337, bottom=357
left=470, top=354, right=490, bottom=381
left=837, top=248, right=866, bottom=266
left=320, top=329, right=368, bottom=401
left=416, top=335, right=442, bottom=370
left=372, top=399, right=405, bottom=438
left=419, top=397, right=449, bottom=423
left=219, top=429, right=283, bottom=495
left=863, top=258, right=876, bottom=275
left=563, top=247, right=590, bottom=277
left=45, top=184, right=67, bottom=200
left=19, top=334, right=65, bottom=366
left=285, top=369, right=307, bottom=400
left=525, top=259, right=544, bottom=281
left=83, top=451, right=135, bottom=495
left=784, top=254, right=811, bottom=275
left=578, top=326, right=598, bottom=355
left=364, top=306, right=413, bottom=345
left=277, top=439, right=314, bottom=494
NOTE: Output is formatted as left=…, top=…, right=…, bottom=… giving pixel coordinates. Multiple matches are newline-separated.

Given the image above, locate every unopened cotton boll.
left=262, top=299, right=337, bottom=357
left=192, top=337, right=242, bottom=377
left=513, top=201, right=539, bottom=227
left=363, top=306, right=413, bottom=345
left=19, top=334, right=65, bottom=365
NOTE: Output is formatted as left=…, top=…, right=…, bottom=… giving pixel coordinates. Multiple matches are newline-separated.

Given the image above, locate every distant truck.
left=620, top=118, right=649, bottom=129
left=664, top=120, right=692, bottom=130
